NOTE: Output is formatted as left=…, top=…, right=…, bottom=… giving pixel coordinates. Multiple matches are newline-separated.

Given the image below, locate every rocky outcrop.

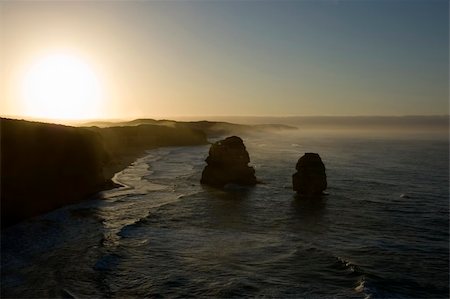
left=292, top=153, right=327, bottom=196
left=201, top=136, right=257, bottom=188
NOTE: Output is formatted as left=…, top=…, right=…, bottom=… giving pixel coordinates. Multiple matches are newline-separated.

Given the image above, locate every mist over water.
left=177, top=116, right=450, bottom=138
left=1, top=129, right=448, bottom=298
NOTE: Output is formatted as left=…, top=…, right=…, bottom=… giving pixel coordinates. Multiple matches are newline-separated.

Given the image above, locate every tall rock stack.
left=292, top=153, right=327, bottom=196
left=201, top=136, right=257, bottom=188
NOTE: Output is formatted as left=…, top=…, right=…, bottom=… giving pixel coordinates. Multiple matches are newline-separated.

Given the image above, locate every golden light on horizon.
left=20, top=52, right=104, bottom=120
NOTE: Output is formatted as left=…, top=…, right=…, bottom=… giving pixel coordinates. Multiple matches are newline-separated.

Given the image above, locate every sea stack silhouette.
left=293, top=153, right=327, bottom=196
left=201, top=136, right=257, bottom=188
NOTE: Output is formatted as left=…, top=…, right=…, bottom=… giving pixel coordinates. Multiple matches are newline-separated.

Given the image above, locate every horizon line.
left=1, top=113, right=449, bottom=123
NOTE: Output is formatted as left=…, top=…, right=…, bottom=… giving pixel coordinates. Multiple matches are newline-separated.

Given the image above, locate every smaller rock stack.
left=292, top=153, right=327, bottom=196
left=201, top=136, right=257, bottom=188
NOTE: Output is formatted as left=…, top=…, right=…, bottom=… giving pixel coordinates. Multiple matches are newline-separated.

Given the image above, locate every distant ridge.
left=172, top=115, right=449, bottom=131
left=84, top=118, right=297, bottom=136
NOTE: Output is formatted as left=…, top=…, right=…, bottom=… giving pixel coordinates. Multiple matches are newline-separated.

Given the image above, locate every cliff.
left=0, top=118, right=207, bottom=227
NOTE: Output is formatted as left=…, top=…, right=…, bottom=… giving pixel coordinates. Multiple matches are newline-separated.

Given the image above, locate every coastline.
left=102, top=148, right=155, bottom=187
left=0, top=118, right=208, bottom=227
left=104, top=149, right=155, bottom=191
left=1, top=117, right=296, bottom=227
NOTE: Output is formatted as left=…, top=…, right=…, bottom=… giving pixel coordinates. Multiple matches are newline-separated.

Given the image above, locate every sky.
left=1, top=0, right=448, bottom=120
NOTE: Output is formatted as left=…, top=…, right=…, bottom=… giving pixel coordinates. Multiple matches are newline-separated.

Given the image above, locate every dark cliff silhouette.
left=292, top=153, right=327, bottom=197
left=1, top=119, right=109, bottom=227
left=201, top=136, right=257, bottom=188
left=0, top=118, right=207, bottom=227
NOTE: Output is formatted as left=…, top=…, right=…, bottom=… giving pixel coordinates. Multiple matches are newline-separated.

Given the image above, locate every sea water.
left=1, top=130, right=448, bottom=298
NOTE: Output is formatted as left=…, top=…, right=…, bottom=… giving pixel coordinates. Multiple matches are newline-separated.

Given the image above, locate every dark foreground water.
left=2, top=130, right=449, bottom=298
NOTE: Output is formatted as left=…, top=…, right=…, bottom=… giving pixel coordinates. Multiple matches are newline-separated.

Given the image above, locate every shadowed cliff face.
left=1, top=118, right=208, bottom=227
left=1, top=119, right=109, bottom=227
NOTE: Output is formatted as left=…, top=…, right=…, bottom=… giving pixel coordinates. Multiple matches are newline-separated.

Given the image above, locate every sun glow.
left=21, top=53, right=103, bottom=120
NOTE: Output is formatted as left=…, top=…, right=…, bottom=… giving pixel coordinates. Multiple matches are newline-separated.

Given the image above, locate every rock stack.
left=292, top=153, right=327, bottom=196
left=201, top=136, right=257, bottom=188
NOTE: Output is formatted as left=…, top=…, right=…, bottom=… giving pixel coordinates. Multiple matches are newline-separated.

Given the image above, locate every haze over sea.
left=1, top=125, right=448, bottom=298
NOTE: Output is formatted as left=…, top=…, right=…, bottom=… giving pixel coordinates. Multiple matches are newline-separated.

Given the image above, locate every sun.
left=21, top=53, right=103, bottom=120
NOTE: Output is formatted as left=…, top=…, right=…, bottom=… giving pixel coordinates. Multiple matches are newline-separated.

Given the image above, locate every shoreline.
left=104, top=150, right=154, bottom=192
left=1, top=117, right=298, bottom=227
left=0, top=118, right=209, bottom=227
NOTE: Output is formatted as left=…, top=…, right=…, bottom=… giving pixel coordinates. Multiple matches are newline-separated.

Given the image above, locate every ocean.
left=1, top=129, right=448, bottom=298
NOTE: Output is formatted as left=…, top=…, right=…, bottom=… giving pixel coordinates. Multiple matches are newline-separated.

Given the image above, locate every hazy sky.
left=1, top=0, right=448, bottom=120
